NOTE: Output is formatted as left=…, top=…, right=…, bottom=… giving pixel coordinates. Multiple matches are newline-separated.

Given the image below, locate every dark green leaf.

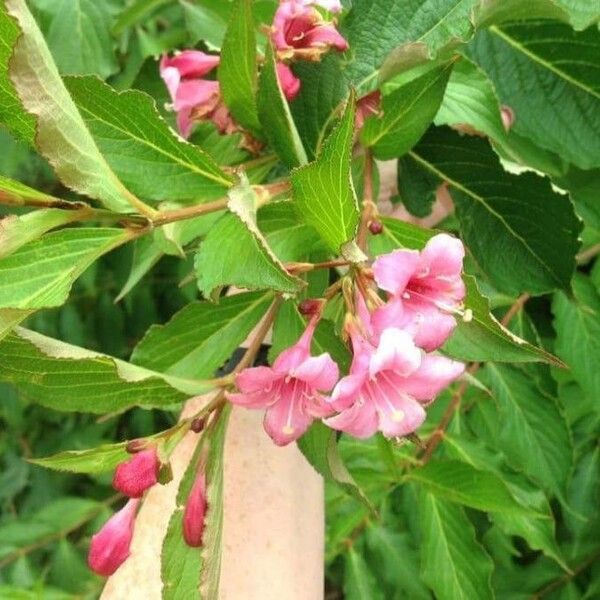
left=343, top=546, right=385, bottom=600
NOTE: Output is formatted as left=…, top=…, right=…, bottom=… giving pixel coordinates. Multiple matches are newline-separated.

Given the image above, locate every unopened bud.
left=298, top=299, right=322, bottom=316
left=113, top=448, right=160, bottom=498
left=125, top=439, right=147, bottom=454
left=190, top=417, right=206, bottom=433
left=368, top=220, right=383, bottom=235
left=183, top=472, right=207, bottom=547
left=500, top=105, right=515, bottom=132
left=88, top=498, right=140, bottom=576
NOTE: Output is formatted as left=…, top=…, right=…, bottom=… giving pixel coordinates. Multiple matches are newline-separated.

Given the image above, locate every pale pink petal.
left=226, top=389, right=276, bottom=409
left=293, top=353, right=339, bottom=391
left=276, top=62, right=301, bottom=100
left=173, top=79, right=219, bottom=112
left=372, top=249, right=420, bottom=295
left=397, top=355, right=465, bottom=402
left=412, top=310, right=458, bottom=352
left=273, top=316, right=317, bottom=372
left=303, top=23, right=349, bottom=50
left=162, top=50, right=219, bottom=78
left=325, top=401, right=378, bottom=439
left=370, top=328, right=421, bottom=378
left=329, top=373, right=367, bottom=411
left=420, top=233, right=465, bottom=281
left=372, top=384, right=426, bottom=438
left=371, top=297, right=407, bottom=338
left=235, top=366, right=281, bottom=394
left=176, top=108, right=194, bottom=139
left=263, top=386, right=312, bottom=445
left=159, top=64, right=180, bottom=102
left=304, top=391, right=335, bottom=418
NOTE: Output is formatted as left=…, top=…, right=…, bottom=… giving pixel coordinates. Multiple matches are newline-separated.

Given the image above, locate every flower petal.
left=293, top=353, right=339, bottom=391
left=399, top=355, right=465, bottom=402
left=329, top=372, right=367, bottom=411
left=263, top=386, right=313, bottom=446
left=370, top=327, right=421, bottom=378
left=162, top=50, right=220, bottom=78
left=226, top=390, right=274, bottom=409
left=421, top=233, right=465, bottom=280
left=372, top=249, right=420, bottom=295
left=235, top=366, right=281, bottom=394
left=325, top=400, right=378, bottom=439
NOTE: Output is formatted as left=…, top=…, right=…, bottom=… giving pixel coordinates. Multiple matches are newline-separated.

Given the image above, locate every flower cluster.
left=228, top=234, right=467, bottom=445
left=160, top=0, right=347, bottom=140
left=87, top=445, right=207, bottom=577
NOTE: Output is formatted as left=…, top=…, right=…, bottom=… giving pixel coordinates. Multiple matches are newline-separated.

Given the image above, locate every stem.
left=357, top=149, right=376, bottom=251
left=152, top=197, right=229, bottom=227
left=576, top=242, right=600, bottom=265
left=286, top=259, right=350, bottom=274
left=534, top=550, right=600, bottom=598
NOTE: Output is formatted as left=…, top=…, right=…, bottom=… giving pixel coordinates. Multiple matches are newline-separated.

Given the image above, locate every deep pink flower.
left=325, top=326, right=464, bottom=438
left=372, top=234, right=466, bottom=351
left=183, top=471, right=207, bottom=547
left=272, top=0, right=348, bottom=58
left=276, top=62, right=301, bottom=100
left=112, top=448, right=160, bottom=498
left=226, top=316, right=339, bottom=446
left=88, top=499, right=140, bottom=577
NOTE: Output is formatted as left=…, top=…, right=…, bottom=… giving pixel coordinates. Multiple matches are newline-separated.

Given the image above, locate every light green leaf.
left=486, top=363, right=573, bottom=500
left=469, top=21, right=600, bottom=170
left=132, top=291, right=273, bottom=378
left=0, top=174, right=58, bottom=206
left=181, top=0, right=226, bottom=48
left=407, top=459, right=540, bottom=515
left=291, top=94, right=359, bottom=253
left=419, top=491, right=494, bottom=600
left=0, top=228, right=130, bottom=310
left=218, top=0, right=260, bottom=132
left=65, top=76, right=233, bottom=204
left=343, top=547, right=385, bottom=600
left=0, top=327, right=213, bottom=412
left=409, top=127, right=582, bottom=295
left=30, top=442, right=128, bottom=474
left=257, top=44, right=307, bottom=168
left=361, top=62, right=453, bottom=159
left=195, top=178, right=302, bottom=298
left=113, top=0, right=170, bottom=34
left=2, top=0, right=145, bottom=213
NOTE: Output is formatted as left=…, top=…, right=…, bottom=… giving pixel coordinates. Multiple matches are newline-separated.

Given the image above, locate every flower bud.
left=88, top=499, right=140, bottom=577
left=183, top=472, right=207, bottom=547
left=298, top=299, right=322, bottom=316
left=125, top=438, right=146, bottom=454
left=113, top=448, right=160, bottom=498
left=368, top=220, right=383, bottom=235
left=500, top=105, right=515, bottom=132
left=190, top=417, right=206, bottom=433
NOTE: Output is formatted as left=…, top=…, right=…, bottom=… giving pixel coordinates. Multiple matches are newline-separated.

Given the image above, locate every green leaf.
left=419, top=491, right=494, bottom=600
left=291, top=93, right=360, bottom=253
left=469, top=21, right=600, bottom=170
left=0, top=174, right=58, bottom=206
left=486, top=363, right=573, bottom=499
left=34, top=0, right=117, bottom=78
left=553, top=274, right=600, bottom=403
left=64, top=76, right=233, bottom=204
left=113, top=0, right=170, bottom=34
left=0, top=228, right=130, bottom=310
left=343, top=546, right=385, bottom=600
left=361, top=62, right=453, bottom=159
left=257, top=44, right=307, bottom=168
left=395, top=154, right=439, bottom=218
left=181, top=0, right=227, bottom=48
left=297, top=421, right=376, bottom=514
left=369, top=215, right=434, bottom=253
left=409, top=127, right=582, bottom=295
left=195, top=178, right=302, bottom=299
left=0, top=327, right=213, bottom=412
left=218, top=0, right=260, bottom=132
left=407, top=459, right=540, bottom=515
left=2, top=0, right=144, bottom=213
left=30, top=442, right=128, bottom=474
left=132, top=291, right=273, bottom=378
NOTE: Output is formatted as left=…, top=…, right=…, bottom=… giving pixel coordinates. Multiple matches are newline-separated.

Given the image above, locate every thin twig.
left=576, top=242, right=600, bottom=265
left=357, top=149, right=376, bottom=250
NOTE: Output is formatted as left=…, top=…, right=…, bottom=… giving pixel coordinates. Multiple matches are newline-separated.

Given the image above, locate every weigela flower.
left=160, top=51, right=236, bottom=138
left=112, top=448, right=160, bottom=498
left=325, top=325, right=464, bottom=438
left=183, top=471, right=207, bottom=547
left=226, top=315, right=339, bottom=445
left=276, top=62, right=302, bottom=100
left=88, top=499, right=140, bottom=577
left=372, top=233, right=466, bottom=351
left=272, top=0, right=348, bottom=60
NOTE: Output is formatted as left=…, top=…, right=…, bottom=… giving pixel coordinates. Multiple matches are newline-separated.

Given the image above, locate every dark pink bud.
left=112, top=449, right=159, bottom=498
left=368, top=220, right=383, bottom=235
left=190, top=417, right=206, bottom=433
left=276, top=62, right=301, bottom=101
left=298, top=299, right=322, bottom=316
left=88, top=499, right=140, bottom=577
left=183, top=472, right=207, bottom=547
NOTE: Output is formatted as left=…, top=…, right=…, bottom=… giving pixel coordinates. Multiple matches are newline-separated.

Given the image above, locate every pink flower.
left=112, top=448, right=160, bottom=498
left=88, top=499, right=140, bottom=577
left=372, top=234, right=466, bottom=351
left=183, top=471, right=207, bottom=547
left=356, top=91, right=381, bottom=129
left=325, top=327, right=464, bottom=438
left=226, top=316, right=339, bottom=445
left=276, top=62, right=301, bottom=100
left=160, top=51, right=236, bottom=138
left=272, top=0, right=348, bottom=59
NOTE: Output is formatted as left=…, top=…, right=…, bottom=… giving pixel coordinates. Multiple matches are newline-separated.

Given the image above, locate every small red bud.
left=183, top=472, right=207, bottom=547
left=125, top=439, right=146, bottom=454
left=113, top=448, right=160, bottom=498
left=298, top=299, right=321, bottom=316
left=190, top=417, right=206, bottom=433
left=368, top=220, right=383, bottom=235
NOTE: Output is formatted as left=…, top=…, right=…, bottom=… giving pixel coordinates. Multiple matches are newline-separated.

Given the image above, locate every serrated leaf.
left=419, top=491, right=494, bottom=600
left=343, top=546, right=385, bottom=600
left=132, top=291, right=273, bottom=378
left=409, top=127, right=582, bottom=295
left=486, top=363, right=573, bottom=500
left=29, top=442, right=128, bottom=474
left=257, top=44, right=307, bottom=168
left=2, top=0, right=144, bottom=213
left=218, top=0, right=260, bottom=132
left=297, top=421, right=375, bottom=514
left=0, top=228, right=130, bottom=310
left=407, top=459, right=540, bottom=515
left=0, top=327, right=213, bottom=412
left=395, top=154, right=439, bottom=218
left=291, top=93, right=359, bottom=253
left=361, top=62, right=453, bottom=159
left=469, top=20, right=600, bottom=170
left=0, top=174, right=57, bottom=206
left=195, top=179, right=302, bottom=298
left=65, top=76, right=233, bottom=204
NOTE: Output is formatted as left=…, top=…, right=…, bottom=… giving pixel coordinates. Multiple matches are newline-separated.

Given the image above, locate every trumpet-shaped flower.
left=227, top=316, right=339, bottom=446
